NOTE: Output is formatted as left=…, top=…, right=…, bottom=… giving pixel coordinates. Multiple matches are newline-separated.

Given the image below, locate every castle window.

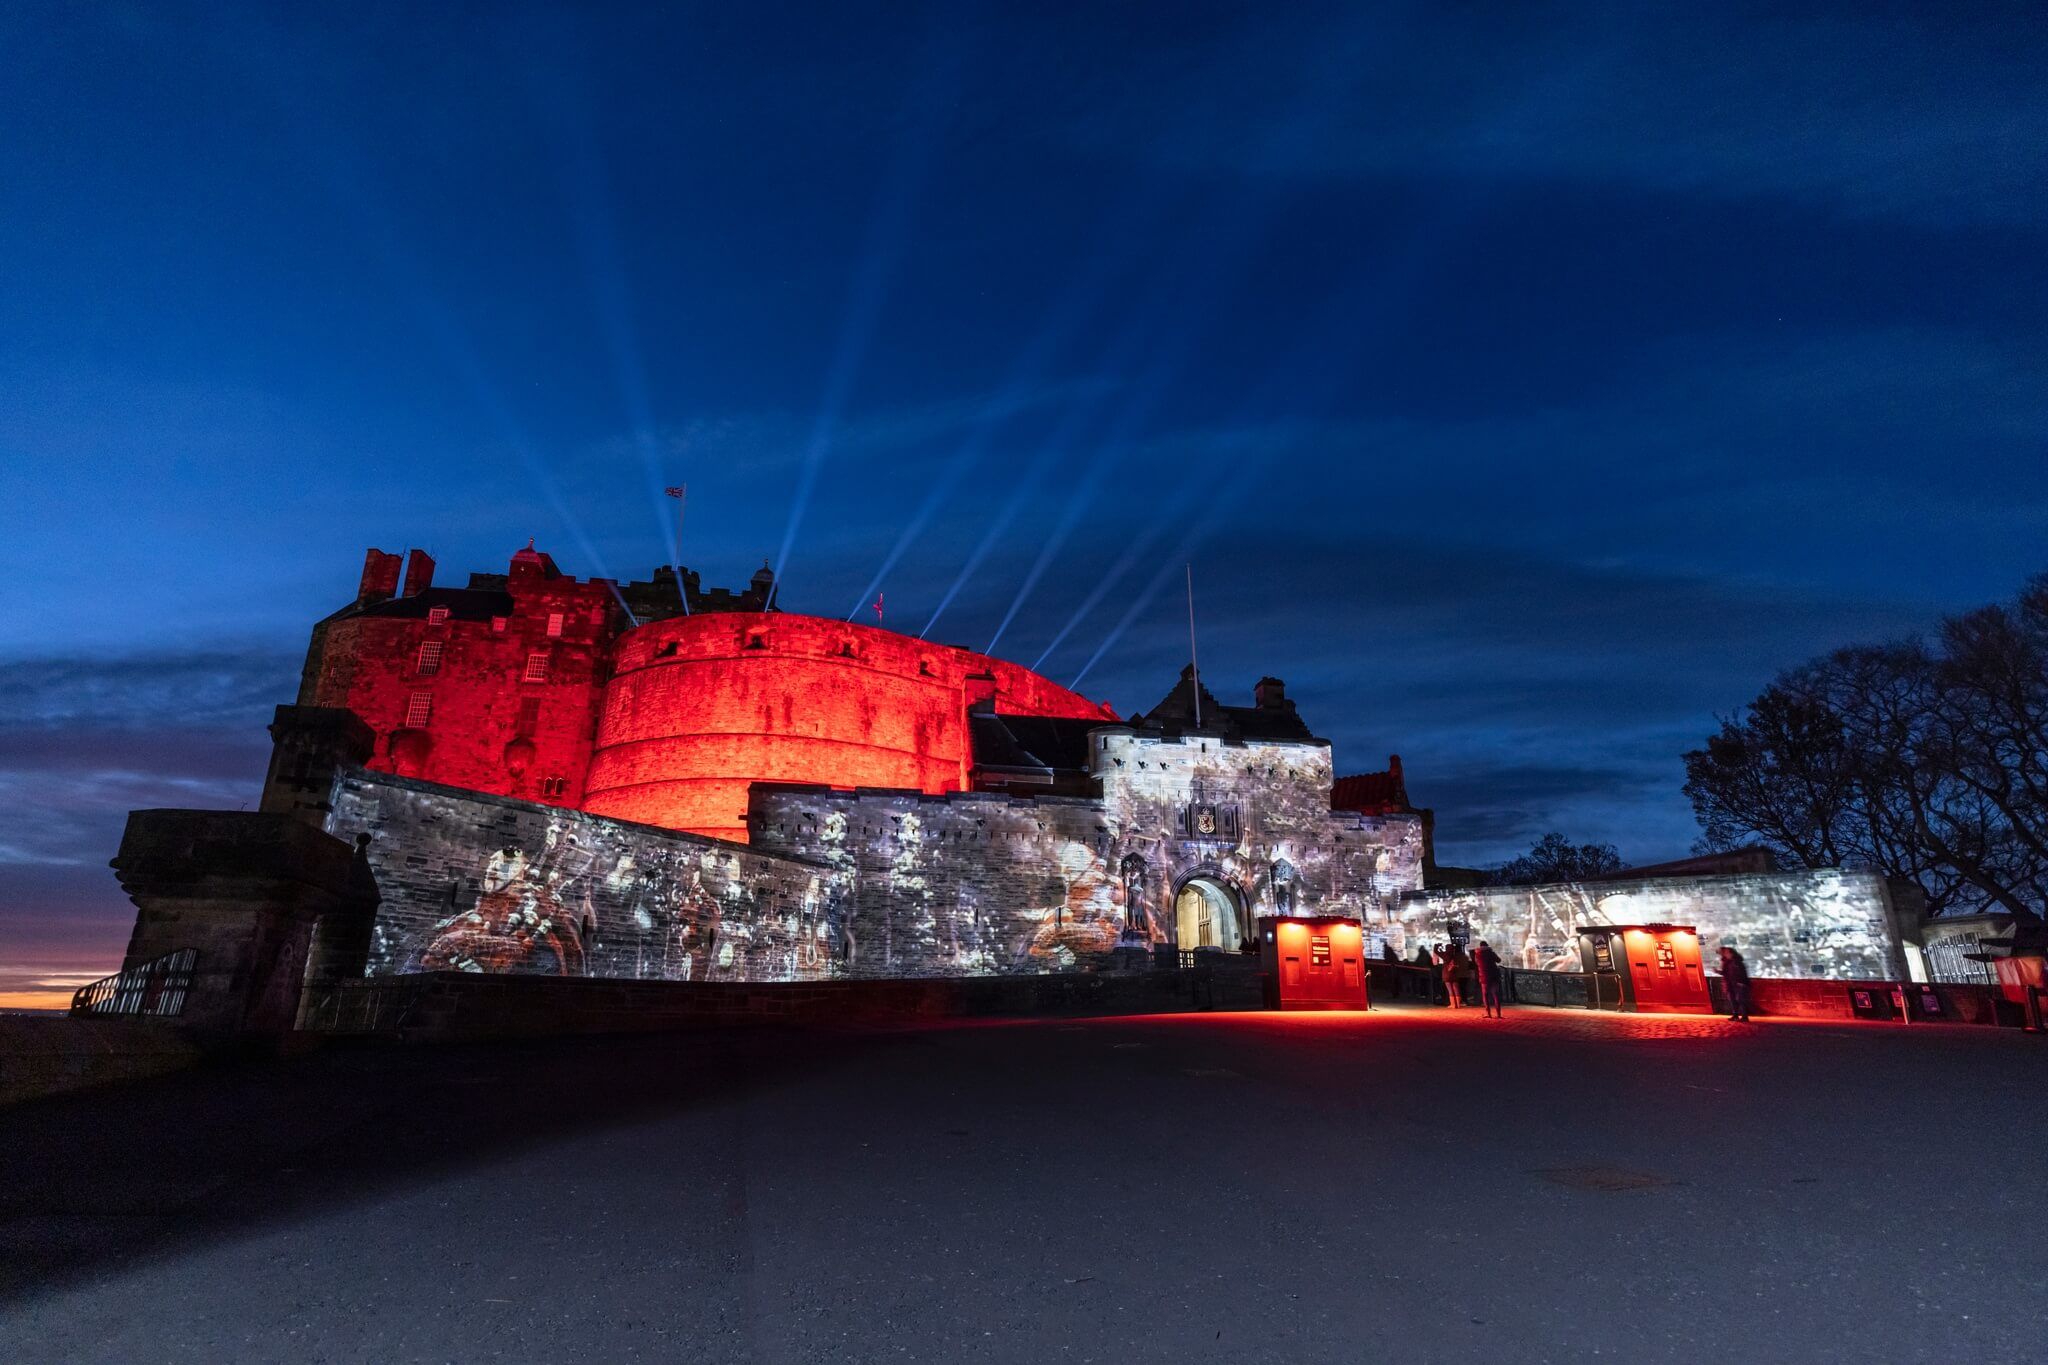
left=540, top=776, right=568, bottom=799
left=404, top=691, right=432, bottom=728
left=517, top=698, right=542, bottom=735
left=427, top=607, right=450, bottom=625
left=491, top=616, right=508, bottom=633
left=524, top=651, right=551, bottom=682
left=415, top=641, right=443, bottom=676
left=546, top=612, right=565, bottom=638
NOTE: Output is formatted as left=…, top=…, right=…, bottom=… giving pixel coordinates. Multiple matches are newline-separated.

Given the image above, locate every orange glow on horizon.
left=0, top=987, right=82, bottom=1011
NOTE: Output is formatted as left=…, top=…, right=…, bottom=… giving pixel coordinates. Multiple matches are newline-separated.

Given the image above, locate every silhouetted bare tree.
left=1487, top=832, right=1628, bottom=886
left=1684, top=574, right=2048, bottom=921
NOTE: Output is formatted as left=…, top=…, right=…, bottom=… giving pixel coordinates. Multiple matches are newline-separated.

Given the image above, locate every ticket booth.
left=1259, top=916, right=1369, bottom=1010
left=1577, top=924, right=1712, bottom=1014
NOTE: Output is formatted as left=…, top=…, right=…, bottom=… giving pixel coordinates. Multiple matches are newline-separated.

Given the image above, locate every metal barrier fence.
left=1504, top=967, right=1625, bottom=1011
left=70, top=948, right=197, bottom=1018
left=1364, top=961, right=1443, bottom=1004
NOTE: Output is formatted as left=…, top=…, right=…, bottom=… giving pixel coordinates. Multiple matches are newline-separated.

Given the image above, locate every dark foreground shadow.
left=0, top=1023, right=894, bottom=1304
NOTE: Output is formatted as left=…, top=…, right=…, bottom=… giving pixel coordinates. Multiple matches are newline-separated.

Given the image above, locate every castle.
left=109, top=544, right=1426, bottom=1011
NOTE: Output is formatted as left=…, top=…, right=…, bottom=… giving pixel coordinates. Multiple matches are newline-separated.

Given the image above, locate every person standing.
left=1474, top=939, right=1505, bottom=1018
left=1719, top=944, right=1753, bottom=1021
left=1412, top=943, right=1440, bottom=1003
left=1441, top=943, right=1467, bottom=1008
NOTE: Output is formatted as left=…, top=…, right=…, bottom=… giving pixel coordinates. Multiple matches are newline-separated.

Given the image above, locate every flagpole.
left=664, top=484, right=689, bottom=615
left=1186, top=562, right=1202, bottom=729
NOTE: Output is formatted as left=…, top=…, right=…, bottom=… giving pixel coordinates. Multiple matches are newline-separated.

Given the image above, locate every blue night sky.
left=3, top=2, right=2045, bottom=985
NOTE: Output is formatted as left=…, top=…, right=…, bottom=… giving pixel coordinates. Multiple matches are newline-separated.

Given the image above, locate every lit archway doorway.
left=1175, top=876, right=1245, bottom=951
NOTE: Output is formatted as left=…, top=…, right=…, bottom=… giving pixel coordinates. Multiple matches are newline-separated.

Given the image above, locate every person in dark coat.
left=1473, top=940, right=1505, bottom=1018
left=1412, top=943, right=1441, bottom=1003
left=1718, top=944, right=1753, bottom=1021
left=1441, top=944, right=1469, bottom=1008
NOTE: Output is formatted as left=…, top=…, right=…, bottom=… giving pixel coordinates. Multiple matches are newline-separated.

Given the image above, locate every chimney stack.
left=401, top=548, right=435, bottom=597
left=357, top=549, right=402, bottom=605
left=1254, top=676, right=1287, bottom=710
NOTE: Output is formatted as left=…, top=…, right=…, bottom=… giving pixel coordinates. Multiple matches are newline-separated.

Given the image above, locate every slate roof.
left=968, top=713, right=1102, bottom=775
left=348, top=585, right=515, bottom=622
left=1133, top=665, right=1316, bottom=742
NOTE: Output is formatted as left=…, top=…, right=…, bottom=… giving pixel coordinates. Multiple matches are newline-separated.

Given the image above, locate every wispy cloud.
left=1048, top=7, right=2048, bottom=225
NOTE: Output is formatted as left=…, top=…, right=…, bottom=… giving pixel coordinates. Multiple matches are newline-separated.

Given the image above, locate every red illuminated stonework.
left=587, top=612, right=1115, bottom=839
left=298, top=546, right=1118, bottom=840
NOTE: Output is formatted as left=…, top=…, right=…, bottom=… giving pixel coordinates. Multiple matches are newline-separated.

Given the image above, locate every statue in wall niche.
left=1269, top=858, right=1297, bottom=916
left=1118, top=854, right=1153, bottom=940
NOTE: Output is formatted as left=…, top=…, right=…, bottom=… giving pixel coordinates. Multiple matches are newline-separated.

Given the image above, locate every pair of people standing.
left=1435, top=941, right=1506, bottom=1017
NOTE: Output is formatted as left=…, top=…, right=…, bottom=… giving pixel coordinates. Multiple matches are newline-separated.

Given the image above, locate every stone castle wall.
left=747, top=787, right=1123, bottom=975
left=1393, top=870, right=1908, bottom=981
left=327, top=770, right=850, bottom=984
left=321, top=728, right=1428, bottom=986
left=1091, top=730, right=1424, bottom=927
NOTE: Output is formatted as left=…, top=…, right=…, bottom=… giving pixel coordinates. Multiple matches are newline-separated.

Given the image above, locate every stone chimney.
left=260, top=705, right=376, bottom=825
left=357, top=549, right=402, bottom=605
left=401, top=548, right=435, bottom=597
left=1254, top=676, right=1287, bottom=709
left=509, top=541, right=558, bottom=587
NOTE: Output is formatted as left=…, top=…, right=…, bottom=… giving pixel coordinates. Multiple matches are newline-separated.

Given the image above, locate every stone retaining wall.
left=300, top=964, right=1269, bottom=1042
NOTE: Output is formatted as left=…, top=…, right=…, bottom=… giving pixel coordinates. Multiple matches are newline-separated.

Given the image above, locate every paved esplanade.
left=2, top=1008, right=2042, bottom=1362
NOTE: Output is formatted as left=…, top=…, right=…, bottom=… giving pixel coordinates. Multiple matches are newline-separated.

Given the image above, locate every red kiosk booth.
left=1259, top=916, right=1369, bottom=1010
left=1578, top=923, right=1713, bottom=1014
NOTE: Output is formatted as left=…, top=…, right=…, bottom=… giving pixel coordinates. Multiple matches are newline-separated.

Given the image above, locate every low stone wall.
left=1711, top=976, right=2003, bottom=1024
left=0, top=1016, right=208, bottom=1107
left=300, top=964, right=1269, bottom=1042
left=1485, top=968, right=2006, bottom=1024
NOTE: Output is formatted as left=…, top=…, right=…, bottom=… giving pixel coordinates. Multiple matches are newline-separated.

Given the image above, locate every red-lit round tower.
left=583, top=611, right=1117, bottom=841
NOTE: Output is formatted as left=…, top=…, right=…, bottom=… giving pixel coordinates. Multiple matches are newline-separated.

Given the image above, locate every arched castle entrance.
left=1174, top=874, right=1247, bottom=951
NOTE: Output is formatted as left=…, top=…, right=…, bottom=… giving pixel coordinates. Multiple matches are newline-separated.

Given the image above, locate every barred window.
left=490, top=616, right=508, bottom=633
left=427, top=606, right=450, bottom=625
left=415, top=641, right=443, bottom=675
left=546, top=612, right=565, bottom=638
left=404, top=691, right=432, bottom=728
left=524, top=651, right=550, bottom=682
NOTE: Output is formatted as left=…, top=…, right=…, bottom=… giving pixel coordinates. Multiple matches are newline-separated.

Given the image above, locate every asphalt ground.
left=1, top=1005, right=2043, bottom=1363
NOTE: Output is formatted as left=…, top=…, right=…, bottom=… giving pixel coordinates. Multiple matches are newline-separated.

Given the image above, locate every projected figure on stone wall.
left=1025, top=840, right=1122, bottom=966
left=415, top=840, right=592, bottom=976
